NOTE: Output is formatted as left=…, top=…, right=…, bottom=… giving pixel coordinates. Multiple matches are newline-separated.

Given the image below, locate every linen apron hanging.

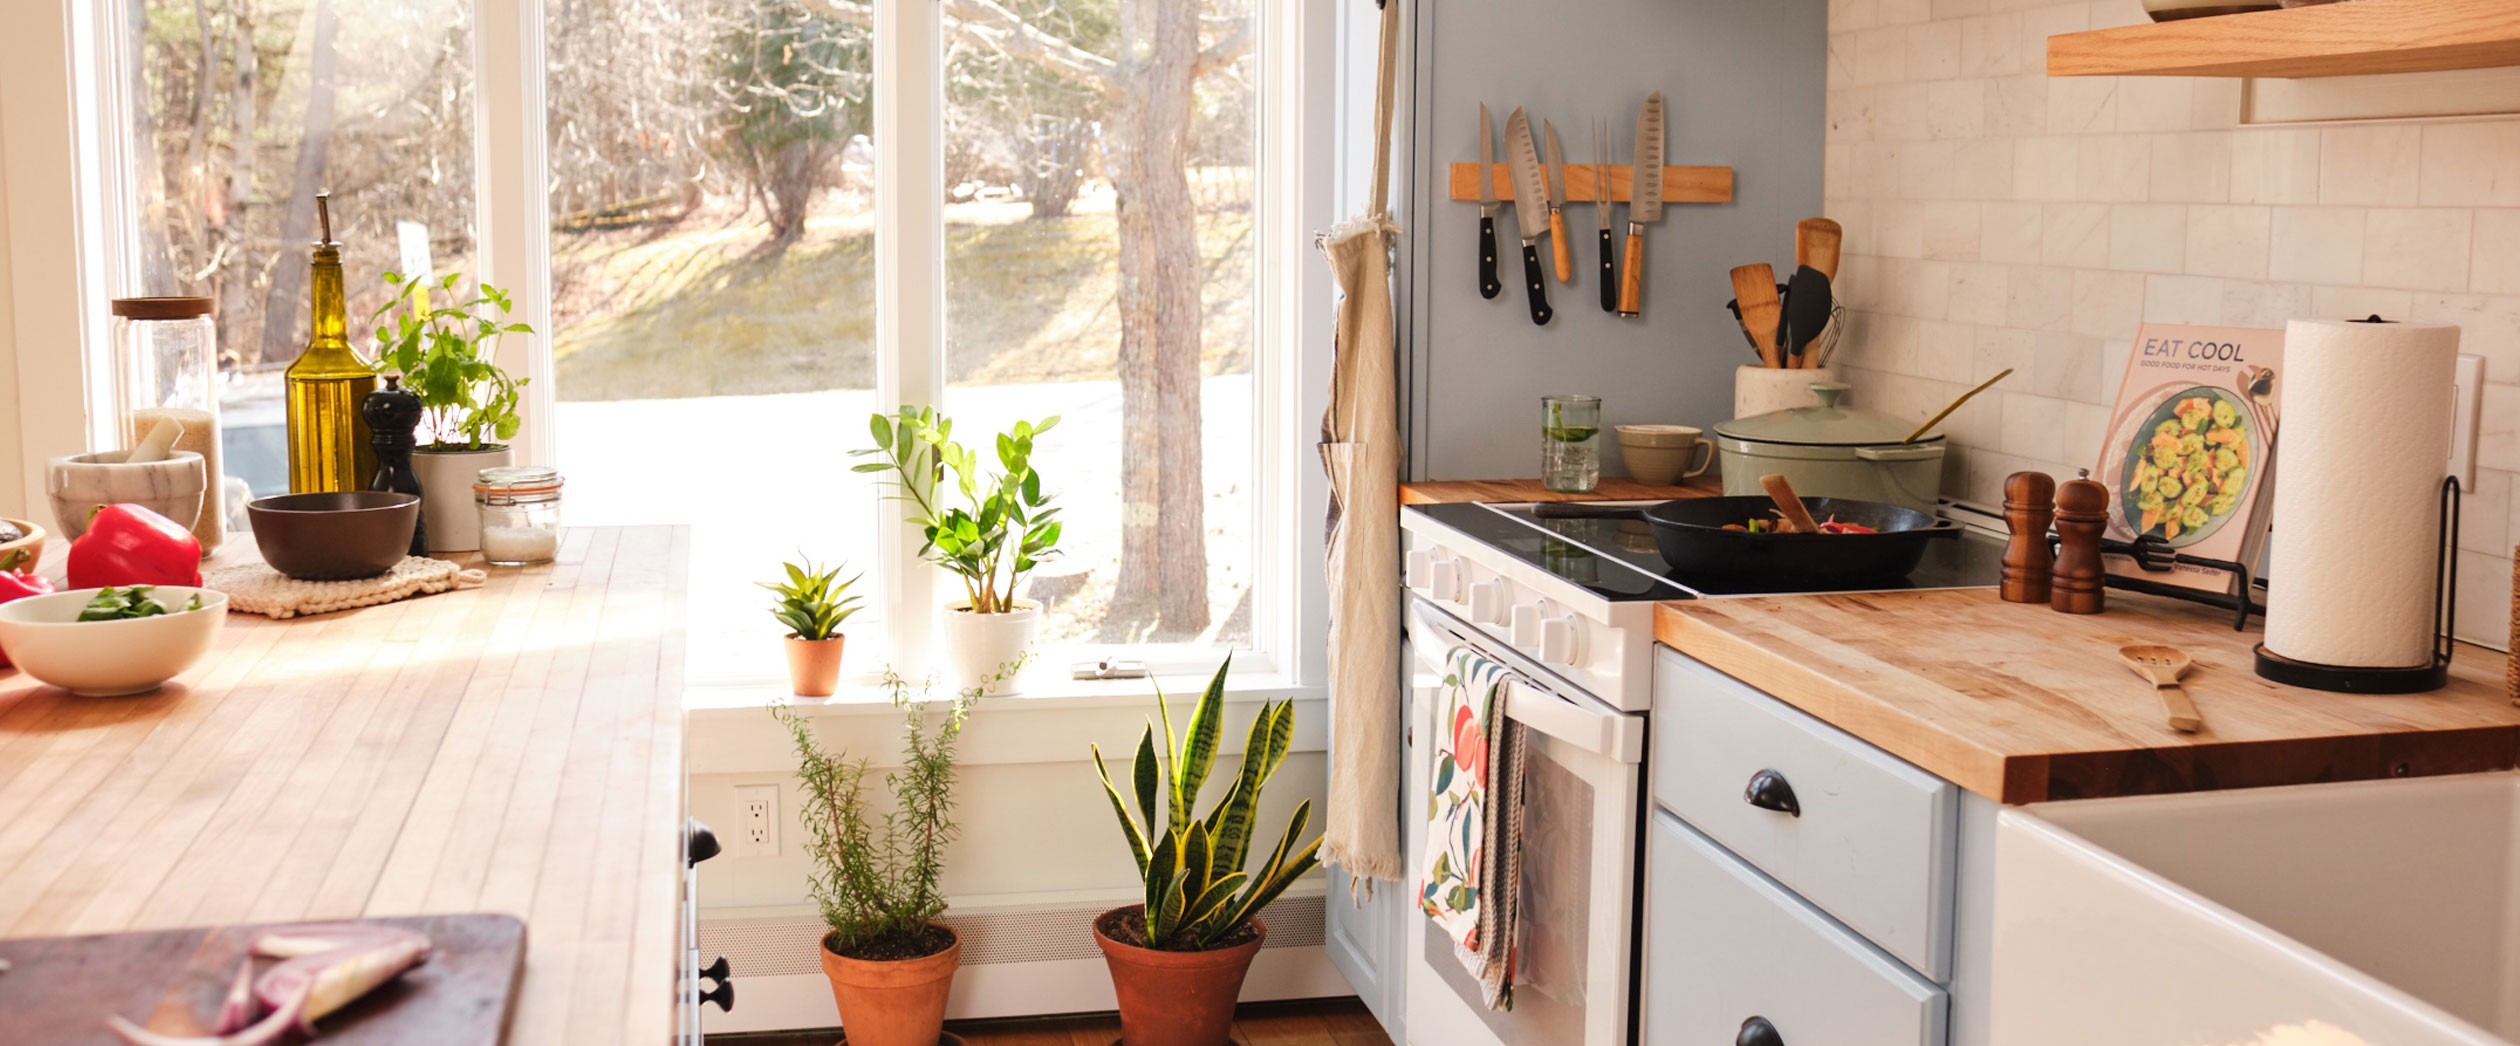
left=1318, top=0, right=1406, bottom=888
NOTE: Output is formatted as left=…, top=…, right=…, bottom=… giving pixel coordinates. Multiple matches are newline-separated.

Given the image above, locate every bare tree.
left=258, top=0, right=341, bottom=363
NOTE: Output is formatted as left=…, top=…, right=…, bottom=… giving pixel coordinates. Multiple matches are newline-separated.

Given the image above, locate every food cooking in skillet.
left=2121, top=387, right=2252, bottom=545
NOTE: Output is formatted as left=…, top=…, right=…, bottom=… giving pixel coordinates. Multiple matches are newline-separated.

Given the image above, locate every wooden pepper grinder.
left=2001, top=471, right=2056, bottom=603
left=2051, top=474, right=2107, bottom=615
left=364, top=374, right=427, bottom=556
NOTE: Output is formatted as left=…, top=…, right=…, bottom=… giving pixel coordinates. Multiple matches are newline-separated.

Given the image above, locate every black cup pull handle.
left=699, top=976, right=735, bottom=1011
left=1744, top=769, right=1801, bottom=817
left=1738, top=1016, right=1784, bottom=1046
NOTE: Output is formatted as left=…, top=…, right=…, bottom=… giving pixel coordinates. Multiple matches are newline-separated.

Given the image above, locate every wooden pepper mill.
left=2001, top=471, right=2056, bottom=604
left=2051, top=475, right=2108, bottom=615
left=364, top=374, right=427, bottom=556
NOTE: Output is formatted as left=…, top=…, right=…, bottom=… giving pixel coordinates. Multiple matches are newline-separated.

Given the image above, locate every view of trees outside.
left=124, top=0, right=1259, bottom=667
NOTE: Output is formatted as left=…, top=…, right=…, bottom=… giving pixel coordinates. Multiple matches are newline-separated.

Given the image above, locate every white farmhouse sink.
left=1993, top=772, right=2520, bottom=1046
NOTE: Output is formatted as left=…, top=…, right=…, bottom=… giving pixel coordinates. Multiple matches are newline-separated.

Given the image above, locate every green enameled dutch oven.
left=1712, top=382, right=1947, bottom=513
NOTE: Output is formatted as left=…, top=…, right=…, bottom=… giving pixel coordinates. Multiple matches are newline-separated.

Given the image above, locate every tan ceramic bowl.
left=0, top=518, right=43, bottom=570
left=0, top=586, right=228, bottom=696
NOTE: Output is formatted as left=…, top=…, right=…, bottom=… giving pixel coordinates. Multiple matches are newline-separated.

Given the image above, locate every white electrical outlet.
left=735, top=784, right=778, bottom=857
left=2451, top=354, right=2485, bottom=490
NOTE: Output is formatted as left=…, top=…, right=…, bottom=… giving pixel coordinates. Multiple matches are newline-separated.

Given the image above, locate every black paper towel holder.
left=2252, top=475, right=2460, bottom=694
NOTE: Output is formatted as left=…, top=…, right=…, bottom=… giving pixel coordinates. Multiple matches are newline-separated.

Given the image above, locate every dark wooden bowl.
left=247, top=492, right=421, bottom=580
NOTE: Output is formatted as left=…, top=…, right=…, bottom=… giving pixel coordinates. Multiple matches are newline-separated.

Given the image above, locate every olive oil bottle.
left=285, top=193, right=376, bottom=493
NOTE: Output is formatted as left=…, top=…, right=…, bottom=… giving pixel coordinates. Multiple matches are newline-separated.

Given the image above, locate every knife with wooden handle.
left=1618, top=92, right=1664, bottom=317
left=1503, top=108, right=1554, bottom=326
left=1543, top=119, right=1573, bottom=283
left=1476, top=105, right=1502, bottom=300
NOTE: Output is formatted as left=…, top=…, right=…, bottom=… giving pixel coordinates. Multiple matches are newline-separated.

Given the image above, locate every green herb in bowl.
left=77, top=585, right=205, bottom=622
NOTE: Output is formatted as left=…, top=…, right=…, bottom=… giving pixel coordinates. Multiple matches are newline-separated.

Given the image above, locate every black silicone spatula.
left=1783, top=264, right=1833, bottom=369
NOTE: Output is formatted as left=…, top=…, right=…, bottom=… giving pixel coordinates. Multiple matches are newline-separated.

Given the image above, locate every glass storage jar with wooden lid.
left=111, top=296, right=225, bottom=553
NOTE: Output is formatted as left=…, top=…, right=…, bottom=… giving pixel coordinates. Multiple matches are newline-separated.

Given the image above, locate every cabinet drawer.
left=1652, top=647, right=1956, bottom=979
left=1645, top=812, right=1946, bottom=1046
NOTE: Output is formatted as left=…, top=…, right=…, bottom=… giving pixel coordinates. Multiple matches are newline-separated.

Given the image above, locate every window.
left=83, top=0, right=1329, bottom=693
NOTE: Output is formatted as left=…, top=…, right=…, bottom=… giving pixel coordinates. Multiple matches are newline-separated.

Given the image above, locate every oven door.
left=1403, top=597, right=1644, bottom=1046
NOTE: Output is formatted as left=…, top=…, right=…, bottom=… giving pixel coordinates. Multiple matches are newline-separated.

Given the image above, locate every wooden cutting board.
left=0, top=913, right=525, bottom=1044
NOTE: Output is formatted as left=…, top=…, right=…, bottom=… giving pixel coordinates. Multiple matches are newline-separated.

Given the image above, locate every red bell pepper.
left=67, top=504, right=202, bottom=590
left=0, top=548, right=54, bottom=669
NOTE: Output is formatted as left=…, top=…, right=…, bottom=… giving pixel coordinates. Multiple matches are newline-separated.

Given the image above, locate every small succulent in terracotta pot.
left=762, top=557, right=862, bottom=697
left=773, top=675, right=972, bottom=1046
left=1089, top=658, right=1322, bottom=1045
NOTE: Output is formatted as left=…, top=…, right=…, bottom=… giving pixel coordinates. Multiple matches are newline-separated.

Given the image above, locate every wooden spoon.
left=1796, top=218, right=1844, bottom=281
left=1759, top=474, right=1822, bottom=535
left=2118, top=644, right=2204, bottom=734
left=1731, top=264, right=1784, bottom=369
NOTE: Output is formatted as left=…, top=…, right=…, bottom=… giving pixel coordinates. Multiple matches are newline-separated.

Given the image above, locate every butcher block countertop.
left=1656, top=588, right=2520, bottom=805
left=1400, top=475, right=1722, bottom=504
left=0, top=526, right=690, bottom=1043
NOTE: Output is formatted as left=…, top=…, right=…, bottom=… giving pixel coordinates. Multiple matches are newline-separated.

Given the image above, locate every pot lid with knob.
left=1713, top=382, right=1947, bottom=448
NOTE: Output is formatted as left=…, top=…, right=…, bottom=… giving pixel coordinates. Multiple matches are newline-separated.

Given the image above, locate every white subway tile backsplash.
left=2144, top=274, right=2220, bottom=324
left=2071, top=269, right=2146, bottom=339
left=2042, top=203, right=2112, bottom=267
left=1908, top=19, right=1964, bottom=80
left=2318, top=124, right=2423, bottom=206
left=1927, top=80, right=1987, bottom=140
left=2230, top=127, right=2322, bottom=206
left=2030, top=330, right=2104, bottom=401
left=2184, top=205, right=2272, bottom=279
left=2078, top=135, right=2152, bottom=203
left=2420, top=123, right=2520, bottom=207
left=2047, top=77, right=2118, bottom=135
left=1950, top=262, right=2011, bottom=325
left=2267, top=207, right=2365, bottom=286
left=1985, top=75, right=2050, bottom=139
left=1878, top=199, right=1927, bottom=258
left=1932, top=0, right=1991, bottom=18
left=2408, top=293, right=2520, bottom=385
left=2149, top=132, right=2234, bottom=204
left=2362, top=208, right=2472, bottom=291
left=2009, top=265, right=2075, bottom=331
left=2015, top=136, right=2080, bottom=200
left=2482, top=383, right=2519, bottom=474
left=1975, top=324, right=2037, bottom=382
left=2311, top=285, right=2414, bottom=323
left=2001, top=391, right=2072, bottom=462
left=1900, top=141, right=1960, bottom=199
left=2114, top=77, right=2194, bottom=134
left=2109, top=205, right=2187, bottom=273
left=1952, top=139, right=2017, bottom=199
left=1880, top=0, right=1933, bottom=25
left=1959, top=13, right=2024, bottom=77
left=2451, top=548, right=2515, bottom=649
left=2461, top=467, right=2512, bottom=557
left=1981, top=202, right=2044, bottom=262
left=2221, top=280, right=2314, bottom=329
left=1926, top=202, right=1982, bottom=260
left=2468, top=210, right=2520, bottom=296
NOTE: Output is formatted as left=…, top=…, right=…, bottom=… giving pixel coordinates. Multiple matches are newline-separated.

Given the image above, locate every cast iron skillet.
left=1534, top=495, right=1961, bottom=584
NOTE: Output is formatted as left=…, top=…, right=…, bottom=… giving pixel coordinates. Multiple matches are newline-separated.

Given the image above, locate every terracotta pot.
left=1093, top=906, right=1264, bottom=1046
left=819, top=925, right=961, bottom=1046
left=786, top=634, right=846, bottom=697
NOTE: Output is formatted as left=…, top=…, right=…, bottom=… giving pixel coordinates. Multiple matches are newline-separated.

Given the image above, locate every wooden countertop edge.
left=1655, top=599, right=2520, bottom=804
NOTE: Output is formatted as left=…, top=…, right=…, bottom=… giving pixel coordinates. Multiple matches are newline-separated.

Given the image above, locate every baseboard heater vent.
left=702, top=894, right=1327, bottom=978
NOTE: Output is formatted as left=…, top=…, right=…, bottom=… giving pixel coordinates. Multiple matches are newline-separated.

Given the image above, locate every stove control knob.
left=1539, top=614, right=1580, bottom=666
left=1469, top=580, right=1506, bottom=624
left=1430, top=558, right=1462, bottom=601
left=1509, top=603, right=1543, bottom=648
left=1405, top=549, right=1433, bottom=592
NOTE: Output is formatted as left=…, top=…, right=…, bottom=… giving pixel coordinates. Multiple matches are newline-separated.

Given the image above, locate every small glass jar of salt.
left=474, top=465, right=562, bottom=565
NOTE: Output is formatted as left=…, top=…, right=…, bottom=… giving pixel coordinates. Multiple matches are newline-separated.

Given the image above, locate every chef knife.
left=1593, top=119, right=1616, bottom=312
left=1543, top=119, right=1573, bottom=283
left=1502, top=107, right=1555, bottom=326
left=1619, top=92, right=1665, bottom=317
left=1475, top=105, right=1502, bottom=300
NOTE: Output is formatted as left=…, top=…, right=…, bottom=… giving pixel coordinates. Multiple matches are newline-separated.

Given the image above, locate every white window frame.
left=24, top=0, right=1339, bottom=697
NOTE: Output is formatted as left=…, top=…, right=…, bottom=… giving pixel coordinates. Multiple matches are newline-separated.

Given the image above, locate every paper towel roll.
left=2263, top=318, right=2460, bottom=669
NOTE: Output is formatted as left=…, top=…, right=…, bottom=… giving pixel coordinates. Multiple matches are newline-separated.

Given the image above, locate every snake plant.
left=1092, top=658, right=1323, bottom=951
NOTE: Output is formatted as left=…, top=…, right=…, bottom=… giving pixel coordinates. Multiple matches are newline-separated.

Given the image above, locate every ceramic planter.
left=786, top=634, right=846, bottom=697
left=819, top=925, right=962, bottom=1046
left=1094, top=906, right=1264, bottom=1046
left=411, top=445, right=513, bottom=554
left=1732, top=364, right=1841, bottom=420
left=939, top=598, right=1039, bottom=697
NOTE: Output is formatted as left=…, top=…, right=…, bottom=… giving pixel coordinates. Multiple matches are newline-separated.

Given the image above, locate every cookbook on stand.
left=2091, top=323, right=2284, bottom=596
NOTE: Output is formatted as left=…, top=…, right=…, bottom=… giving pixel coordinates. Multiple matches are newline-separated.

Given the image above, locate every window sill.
left=683, top=666, right=1326, bottom=720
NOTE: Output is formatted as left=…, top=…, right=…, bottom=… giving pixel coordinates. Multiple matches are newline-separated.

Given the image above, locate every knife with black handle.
left=1476, top=104, right=1502, bottom=300
left=1503, top=108, right=1555, bottom=326
left=1594, top=118, right=1617, bottom=312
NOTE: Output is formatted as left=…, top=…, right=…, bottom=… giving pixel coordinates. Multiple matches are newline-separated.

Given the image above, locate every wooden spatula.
left=1731, top=264, right=1784, bottom=369
left=1759, top=474, right=1823, bottom=535
left=2118, top=644, right=2203, bottom=734
left=1797, top=218, right=1844, bottom=281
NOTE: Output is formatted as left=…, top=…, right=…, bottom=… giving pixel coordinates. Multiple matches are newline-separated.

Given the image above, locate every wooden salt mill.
left=2051, top=475, right=2107, bottom=615
left=2001, top=471, right=2056, bottom=604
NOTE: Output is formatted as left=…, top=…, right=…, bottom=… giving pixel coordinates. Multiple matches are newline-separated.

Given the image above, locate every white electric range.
left=1395, top=499, right=2007, bottom=1046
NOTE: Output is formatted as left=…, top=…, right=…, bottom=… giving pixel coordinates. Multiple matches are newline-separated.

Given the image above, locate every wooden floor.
left=709, top=997, right=1393, bottom=1046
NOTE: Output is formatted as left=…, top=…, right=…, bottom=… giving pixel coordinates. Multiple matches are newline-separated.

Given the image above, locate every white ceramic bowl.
left=0, top=586, right=227, bottom=696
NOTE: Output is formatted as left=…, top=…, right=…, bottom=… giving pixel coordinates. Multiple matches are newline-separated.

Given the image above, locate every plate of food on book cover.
left=2104, top=383, right=2263, bottom=549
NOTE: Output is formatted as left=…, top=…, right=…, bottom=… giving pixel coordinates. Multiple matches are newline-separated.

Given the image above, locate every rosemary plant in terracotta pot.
left=367, top=271, right=532, bottom=554
left=763, top=558, right=863, bottom=697
left=772, top=675, right=971, bottom=1046
left=1089, top=658, right=1322, bottom=1046
left=854, top=407, right=1061, bottom=696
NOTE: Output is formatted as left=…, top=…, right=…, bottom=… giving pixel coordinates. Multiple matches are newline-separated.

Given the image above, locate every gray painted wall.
left=1401, top=0, right=1828, bottom=481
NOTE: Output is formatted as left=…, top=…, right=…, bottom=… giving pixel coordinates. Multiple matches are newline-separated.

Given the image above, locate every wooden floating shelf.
left=2048, top=0, right=2520, bottom=79
left=1446, top=163, right=1733, bottom=205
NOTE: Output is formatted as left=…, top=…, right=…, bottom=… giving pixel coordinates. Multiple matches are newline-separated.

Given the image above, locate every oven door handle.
left=1502, top=679, right=1643, bottom=764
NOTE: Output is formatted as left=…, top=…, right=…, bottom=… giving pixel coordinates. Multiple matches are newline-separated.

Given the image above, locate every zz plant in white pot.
left=368, top=271, right=532, bottom=554
left=853, top=407, right=1061, bottom=695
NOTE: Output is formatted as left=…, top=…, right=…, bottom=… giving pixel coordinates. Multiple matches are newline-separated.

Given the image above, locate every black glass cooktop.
left=1410, top=501, right=2010, bottom=602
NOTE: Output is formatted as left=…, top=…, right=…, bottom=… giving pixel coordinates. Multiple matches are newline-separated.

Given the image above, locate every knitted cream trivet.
left=207, top=555, right=488, bottom=619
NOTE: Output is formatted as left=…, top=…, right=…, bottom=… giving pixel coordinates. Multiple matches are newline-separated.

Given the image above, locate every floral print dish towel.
left=1418, top=645, right=1527, bottom=1008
